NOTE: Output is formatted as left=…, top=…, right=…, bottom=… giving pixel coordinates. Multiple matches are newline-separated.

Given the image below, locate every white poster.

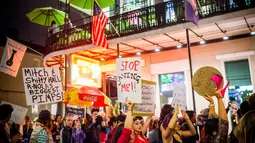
left=133, top=80, right=156, bottom=116
left=116, top=57, right=142, bottom=103
left=171, top=82, right=187, bottom=110
left=0, top=38, right=27, bottom=77
left=1, top=101, right=28, bottom=124
left=22, top=68, right=63, bottom=105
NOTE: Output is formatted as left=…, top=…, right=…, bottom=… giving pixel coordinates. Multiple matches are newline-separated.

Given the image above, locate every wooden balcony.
left=45, top=0, right=255, bottom=56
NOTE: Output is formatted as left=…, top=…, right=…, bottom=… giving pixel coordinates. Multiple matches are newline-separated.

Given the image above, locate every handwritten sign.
left=133, top=80, right=156, bottom=116
left=116, top=57, right=142, bottom=103
left=1, top=101, right=28, bottom=124
left=66, top=107, right=84, bottom=118
left=192, top=66, right=222, bottom=97
left=171, top=82, right=187, bottom=110
left=22, top=68, right=63, bottom=105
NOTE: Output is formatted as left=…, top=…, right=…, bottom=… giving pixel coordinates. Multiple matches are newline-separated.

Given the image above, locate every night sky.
left=0, top=0, right=83, bottom=46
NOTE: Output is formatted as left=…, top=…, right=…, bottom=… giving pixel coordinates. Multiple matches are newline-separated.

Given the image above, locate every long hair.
left=159, top=104, right=174, bottom=128
left=234, top=110, right=255, bottom=143
left=201, top=118, right=219, bottom=143
left=158, top=104, right=174, bottom=142
left=111, top=123, right=124, bottom=143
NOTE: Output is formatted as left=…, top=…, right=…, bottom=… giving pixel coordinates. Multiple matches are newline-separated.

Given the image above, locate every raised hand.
left=204, top=94, right=214, bottom=104
left=181, top=110, right=189, bottom=120
left=125, top=98, right=133, bottom=110
left=214, top=88, right=223, bottom=99
left=174, top=105, right=179, bottom=114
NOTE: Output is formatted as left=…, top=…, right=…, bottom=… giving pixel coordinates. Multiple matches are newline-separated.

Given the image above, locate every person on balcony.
left=62, top=18, right=73, bottom=45
left=64, top=18, right=73, bottom=31
left=48, top=21, right=59, bottom=36
left=155, top=0, right=166, bottom=25
left=48, top=21, right=59, bottom=47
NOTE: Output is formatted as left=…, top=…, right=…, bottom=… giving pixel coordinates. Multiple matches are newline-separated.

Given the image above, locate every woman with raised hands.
left=117, top=99, right=149, bottom=143
left=200, top=88, right=229, bottom=143
left=160, top=106, right=196, bottom=143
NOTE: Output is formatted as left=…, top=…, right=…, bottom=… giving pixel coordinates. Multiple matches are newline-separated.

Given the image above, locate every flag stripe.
left=92, top=2, right=109, bottom=49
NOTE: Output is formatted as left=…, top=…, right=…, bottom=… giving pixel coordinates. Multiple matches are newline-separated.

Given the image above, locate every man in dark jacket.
left=60, top=114, right=74, bottom=143
left=82, top=113, right=98, bottom=143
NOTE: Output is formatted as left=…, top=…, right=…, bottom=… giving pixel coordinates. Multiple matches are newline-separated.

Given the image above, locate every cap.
left=199, top=108, right=209, bottom=117
left=72, top=115, right=79, bottom=121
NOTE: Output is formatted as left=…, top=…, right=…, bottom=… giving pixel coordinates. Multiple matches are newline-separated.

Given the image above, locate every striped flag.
left=185, top=0, right=199, bottom=26
left=92, top=2, right=109, bottom=49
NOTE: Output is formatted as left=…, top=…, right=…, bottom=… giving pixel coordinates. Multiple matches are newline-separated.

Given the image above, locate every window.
left=225, top=59, right=253, bottom=104
left=159, top=72, right=185, bottom=108
left=51, top=104, right=57, bottom=115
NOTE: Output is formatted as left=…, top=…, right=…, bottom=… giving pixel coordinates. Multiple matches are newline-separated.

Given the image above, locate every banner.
left=0, top=38, right=27, bottom=77
left=1, top=101, right=28, bottom=124
left=66, top=107, right=84, bottom=118
left=171, top=82, right=187, bottom=110
left=22, top=68, right=63, bottom=105
left=133, top=80, right=156, bottom=116
left=116, top=57, right=142, bottom=103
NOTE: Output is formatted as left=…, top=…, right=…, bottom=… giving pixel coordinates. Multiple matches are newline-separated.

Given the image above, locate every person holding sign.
left=117, top=100, right=149, bottom=143
left=160, top=106, right=196, bottom=143
left=200, top=89, right=228, bottom=143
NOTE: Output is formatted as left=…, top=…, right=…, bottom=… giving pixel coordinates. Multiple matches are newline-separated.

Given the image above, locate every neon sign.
left=70, top=55, right=101, bottom=88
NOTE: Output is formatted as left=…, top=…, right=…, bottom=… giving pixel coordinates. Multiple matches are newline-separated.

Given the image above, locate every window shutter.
left=225, top=59, right=251, bottom=86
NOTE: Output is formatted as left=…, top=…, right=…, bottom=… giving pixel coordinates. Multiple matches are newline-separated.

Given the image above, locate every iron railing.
left=45, top=0, right=254, bottom=55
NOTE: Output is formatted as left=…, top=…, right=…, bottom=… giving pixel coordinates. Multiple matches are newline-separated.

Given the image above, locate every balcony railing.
left=45, top=0, right=254, bottom=55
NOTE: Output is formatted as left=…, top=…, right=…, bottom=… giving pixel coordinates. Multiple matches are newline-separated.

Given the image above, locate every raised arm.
left=204, top=94, right=217, bottom=118
left=215, top=89, right=228, bottom=120
left=142, top=116, right=152, bottom=135
left=180, top=110, right=196, bottom=137
left=117, top=100, right=133, bottom=143
left=214, top=89, right=229, bottom=143
left=124, top=100, right=133, bottom=129
left=161, top=106, right=179, bottom=139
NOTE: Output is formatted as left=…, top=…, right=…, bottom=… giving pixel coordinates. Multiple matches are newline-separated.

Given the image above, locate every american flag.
left=92, top=2, right=109, bottom=49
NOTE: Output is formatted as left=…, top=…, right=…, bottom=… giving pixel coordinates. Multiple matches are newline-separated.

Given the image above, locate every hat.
left=39, top=110, right=51, bottom=121
left=199, top=108, right=209, bottom=117
left=72, top=115, right=79, bottom=121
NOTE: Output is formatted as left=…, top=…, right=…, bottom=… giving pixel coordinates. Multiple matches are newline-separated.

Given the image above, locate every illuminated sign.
left=70, top=55, right=101, bottom=88
left=123, top=0, right=147, bottom=12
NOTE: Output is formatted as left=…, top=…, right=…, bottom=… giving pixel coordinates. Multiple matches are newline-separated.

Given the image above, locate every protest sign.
left=172, top=82, right=187, bottom=110
left=66, top=107, right=84, bottom=118
left=133, top=80, right=156, bottom=116
left=116, top=57, right=142, bottom=103
left=1, top=101, right=28, bottom=124
left=0, top=38, right=27, bottom=77
left=22, top=68, right=63, bottom=105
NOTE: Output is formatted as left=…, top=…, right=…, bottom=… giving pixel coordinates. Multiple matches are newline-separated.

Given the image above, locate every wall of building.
left=103, top=36, right=255, bottom=116
left=0, top=47, right=46, bottom=120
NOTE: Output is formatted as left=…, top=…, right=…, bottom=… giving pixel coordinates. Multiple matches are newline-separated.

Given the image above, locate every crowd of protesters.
left=0, top=90, right=255, bottom=143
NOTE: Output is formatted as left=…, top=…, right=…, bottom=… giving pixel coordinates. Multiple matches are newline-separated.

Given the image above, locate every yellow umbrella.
left=63, top=88, right=92, bottom=107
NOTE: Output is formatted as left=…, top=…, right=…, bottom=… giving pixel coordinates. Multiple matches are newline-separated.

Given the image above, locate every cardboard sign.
left=22, top=68, right=63, bottom=105
left=66, top=107, right=84, bottom=118
left=116, top=57, right=142, bottom=103
left=171, top=82, right=187, bottom=110
left=1, top=101, right=28, bottom=124
left=192, top=66, right=222, bottom=97
left=0, top=38, right=27, bottom=77
left=133, top=80, right=156, bottom=116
